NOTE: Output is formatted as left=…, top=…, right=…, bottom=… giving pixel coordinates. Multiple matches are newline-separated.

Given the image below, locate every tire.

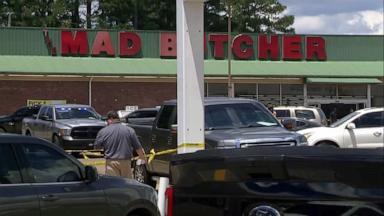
left=316, top=141, right=338, bottom=148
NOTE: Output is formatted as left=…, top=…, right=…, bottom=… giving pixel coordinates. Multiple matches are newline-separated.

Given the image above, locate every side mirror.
left=41, top=115, right=52, bottom=121
left=346, top=122, right=356, bottom=130
left=85, top=166, right=98, bottom=183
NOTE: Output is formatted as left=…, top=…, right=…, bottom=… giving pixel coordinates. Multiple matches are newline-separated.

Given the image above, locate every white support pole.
left=367, top=84, right=371, bottom=108
left=177, top=0, right=205, bottom=154
left=88, top=77, right=93, bottom=106
left=157, top=177, right=170, bottom=216
left=303, top=84, right=308, bottom=106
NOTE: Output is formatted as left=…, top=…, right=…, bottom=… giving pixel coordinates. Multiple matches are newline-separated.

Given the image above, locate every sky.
left=279, top=0, right=384, bottom=35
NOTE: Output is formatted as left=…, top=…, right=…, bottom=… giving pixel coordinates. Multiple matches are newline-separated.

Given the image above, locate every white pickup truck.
left=22, top=104, right=106, bottom=150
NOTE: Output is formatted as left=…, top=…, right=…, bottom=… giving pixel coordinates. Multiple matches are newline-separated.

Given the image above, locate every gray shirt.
left=94, top=122, right=142, bottom=160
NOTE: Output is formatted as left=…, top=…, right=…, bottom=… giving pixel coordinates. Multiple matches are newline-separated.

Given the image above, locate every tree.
left=205, top=0, right=294, bottom=33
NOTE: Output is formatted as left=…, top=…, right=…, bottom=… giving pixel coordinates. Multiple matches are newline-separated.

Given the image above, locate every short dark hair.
left=107, top=111, right=119, bottom=120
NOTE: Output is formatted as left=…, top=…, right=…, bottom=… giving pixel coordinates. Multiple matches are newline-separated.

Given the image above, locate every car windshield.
left=205, top=103, right=279, bottom=129
left=55, top=107, right=100, bottom=120
left=330, top=112, right=359, bottom=128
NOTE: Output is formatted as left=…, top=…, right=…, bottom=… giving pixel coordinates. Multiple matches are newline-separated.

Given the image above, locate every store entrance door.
left=308, top=99, right=367, bottom=123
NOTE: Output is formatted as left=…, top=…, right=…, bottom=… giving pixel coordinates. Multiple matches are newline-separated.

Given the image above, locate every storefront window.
left=282, top=84, right=304, bottom=106
left=207, top=83, right=228, bottom=96
left=338, top=84, right=366, bottom=98
left=308, top=84, right=337, bottom=98
left=258, top=84, right=280, bottom=107
left=371, top=84, right=384, bottom=107
left=235, top=84, right=256, bottom=98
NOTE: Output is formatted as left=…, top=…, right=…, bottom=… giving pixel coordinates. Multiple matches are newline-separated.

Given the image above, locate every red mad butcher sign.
left=43, top=30, right=327, bottom=61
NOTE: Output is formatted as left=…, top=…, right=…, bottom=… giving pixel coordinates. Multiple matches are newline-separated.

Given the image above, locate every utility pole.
left=7, top=12, right=14, bottom=27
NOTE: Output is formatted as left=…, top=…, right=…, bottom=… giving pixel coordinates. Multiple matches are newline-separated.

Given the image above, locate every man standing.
left=94, top=111, right=146, bottom=178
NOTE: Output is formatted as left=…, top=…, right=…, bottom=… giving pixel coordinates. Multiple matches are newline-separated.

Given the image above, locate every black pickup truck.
left=168, top=147, right=384, bottom=216
left=0, top=106, right=40, bottom=134
left=129, top=98, right=307, bottom=184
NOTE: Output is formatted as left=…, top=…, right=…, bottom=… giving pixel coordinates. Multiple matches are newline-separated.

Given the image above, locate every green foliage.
left=1, top=0, right=294, bottom=33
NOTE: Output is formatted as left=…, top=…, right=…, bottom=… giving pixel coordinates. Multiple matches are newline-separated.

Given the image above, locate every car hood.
left=56, top=119, right=107, bottom=128
left=298, top=126, right=330, bottom=135
left=206, top=126, right=300, bottom=146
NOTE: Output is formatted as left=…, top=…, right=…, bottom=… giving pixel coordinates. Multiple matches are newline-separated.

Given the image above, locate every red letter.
left=306, top=36, right=326, bottom=61
left=283, top=35, right=302, bottom=60
left=232, top=34, right=254, bottom=60
left=119, top=32, right=141, bottom=57
left=258, top=35, right=279, bottom=60
left=160, top=32, right=177, bottom=58
left=209, top=34, right=228, bottom=59
left=61, top=30, right=88, bottom=56
left=92, top=31, right=115, bottom=56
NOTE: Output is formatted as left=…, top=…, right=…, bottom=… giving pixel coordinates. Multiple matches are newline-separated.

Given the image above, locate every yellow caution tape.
left=78, top=143, right=205, bottom=166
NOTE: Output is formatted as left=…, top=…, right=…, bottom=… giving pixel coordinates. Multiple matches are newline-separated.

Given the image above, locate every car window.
left=157, top=105, right=175, bottom=129
left=296, top=120, right=307, bottom=127
left=21, top=144, right=82, bottom=183
left=46, top=107, right=53, bottom=120
left=0, top=144, right=22, bottom=184
left=295, top=110, right=315, bottom=119
left=38, top=107, right=48, bottom=120
left=129, top=110, right=158, bottom=118
left=353, top=111, right=384, bottom=128
left=275, top=109, right=290, bottom=117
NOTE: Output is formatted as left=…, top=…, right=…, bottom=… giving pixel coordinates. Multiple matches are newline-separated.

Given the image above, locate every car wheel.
left=316, top=141, right=338, bottom=148
left=0, top=127, right=6, bottom=133
left=52, top=135, right=63, bottom=148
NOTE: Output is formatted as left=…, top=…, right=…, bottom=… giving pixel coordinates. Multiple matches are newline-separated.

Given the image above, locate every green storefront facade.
left=0, top=27, right=383, bottom=117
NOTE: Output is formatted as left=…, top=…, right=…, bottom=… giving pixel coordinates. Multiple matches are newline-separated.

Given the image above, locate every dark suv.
left=0, top=134, right=159, bottom=216
left=0, top=105, right=40, bottom=134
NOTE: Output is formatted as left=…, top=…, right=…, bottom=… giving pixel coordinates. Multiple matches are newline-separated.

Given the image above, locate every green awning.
left=306, top=77, right=382, bottom=84
left=0, top=55, right=383, bottom=78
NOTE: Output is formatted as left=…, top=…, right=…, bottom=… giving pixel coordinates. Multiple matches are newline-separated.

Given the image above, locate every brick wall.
left=0, top=80, right=176, bottom=115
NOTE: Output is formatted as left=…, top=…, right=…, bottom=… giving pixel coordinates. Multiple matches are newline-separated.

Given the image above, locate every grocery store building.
left=0, top=27, right=383, bottom=118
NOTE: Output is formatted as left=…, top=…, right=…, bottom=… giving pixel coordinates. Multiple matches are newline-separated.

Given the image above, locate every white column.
left=88, top=77, right=93, bottom=106
left=177, top=0, right=205, bottom=154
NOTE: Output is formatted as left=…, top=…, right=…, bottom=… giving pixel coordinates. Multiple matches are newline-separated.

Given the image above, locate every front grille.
left=70, top=126, right=103, bottom=139
left=240, top=141, right=295, bottom=148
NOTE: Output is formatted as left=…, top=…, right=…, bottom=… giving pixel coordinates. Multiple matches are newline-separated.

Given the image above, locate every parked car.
left=168, top=146, right=384, bottom=216
left=125, top=107, right=159, bottom=125
left=298, top=107, right=384, bottom=148
left=280, top=117, right=323, bottom=131
left=274, top=106, right=327, bottom=125
left=0, top=105, right=40, bottom=134
left=22, top=104, right=106, bottom=150
left=0, top=133, right=159, bottom=216
left=129, top=98, right=308, bottom=184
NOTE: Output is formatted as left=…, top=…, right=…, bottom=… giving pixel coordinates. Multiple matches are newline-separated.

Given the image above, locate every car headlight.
left=303, top=132, right=313, bottom=140
left=297, top=135, right=308, bottom=146
left=59, top=128, right=71, bottom=136
left=217, top=139, right=238, bottom=149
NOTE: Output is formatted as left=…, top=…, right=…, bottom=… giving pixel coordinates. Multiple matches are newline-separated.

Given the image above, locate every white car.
left=298, top=107, right=384, bottom=148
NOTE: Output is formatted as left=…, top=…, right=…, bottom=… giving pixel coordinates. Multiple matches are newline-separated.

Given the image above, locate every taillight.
left=165, top=186, right=174, bottom=216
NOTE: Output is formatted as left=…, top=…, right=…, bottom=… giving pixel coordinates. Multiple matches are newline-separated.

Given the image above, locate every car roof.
left=133, top=107, right=160, bottom=112
left=274, top=106, right=319, bottom=109
left=0, top=133, right=50, bottom=145
left=355, top=107, right=384, bottom=113
left=163, top=97, right=260, bottom=106
left=42, top=104, right=93, bottom=108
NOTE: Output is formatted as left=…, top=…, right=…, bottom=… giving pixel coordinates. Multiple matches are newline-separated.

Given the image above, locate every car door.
left=33, top=106, right=48, bottom=138
left=344, top=111, right=384, bottom=148
left=19, top=143, right=108, bottom=216
left=0, top=143, right=39, bottom=216
left=41, top=107, right=54, bottom=141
